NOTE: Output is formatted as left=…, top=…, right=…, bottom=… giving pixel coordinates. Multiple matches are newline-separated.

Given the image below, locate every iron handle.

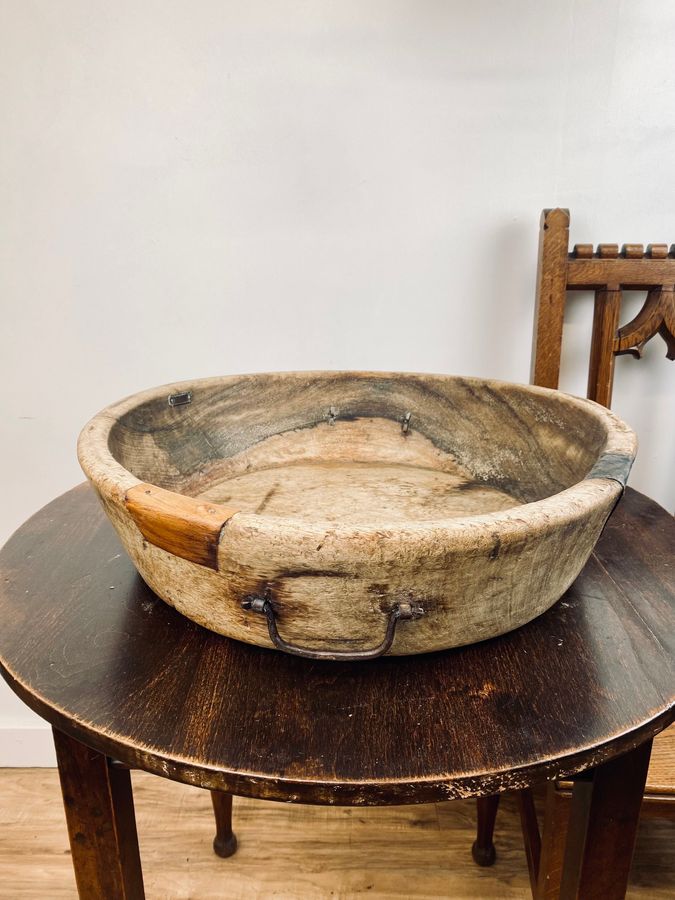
left=241, top=596, right=424, bottom=661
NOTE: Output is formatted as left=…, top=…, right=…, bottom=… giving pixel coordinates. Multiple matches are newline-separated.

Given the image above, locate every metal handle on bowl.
left=241, top=596, right=425, bottom=661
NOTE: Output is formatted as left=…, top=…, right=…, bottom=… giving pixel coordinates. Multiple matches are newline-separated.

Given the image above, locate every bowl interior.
left=107, top=373, right=610, bottom=525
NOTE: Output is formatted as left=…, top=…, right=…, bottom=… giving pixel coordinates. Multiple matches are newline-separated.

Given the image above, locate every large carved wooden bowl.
left=78, top=372, right=636, bottom=659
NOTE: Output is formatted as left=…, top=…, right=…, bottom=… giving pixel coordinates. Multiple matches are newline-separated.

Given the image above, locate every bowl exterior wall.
left=93, top=480, right=620, bottom=655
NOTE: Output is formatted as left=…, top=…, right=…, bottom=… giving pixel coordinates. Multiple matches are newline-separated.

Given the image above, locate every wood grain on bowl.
left=125, top=484, right=237, bottom=570
left=78, top=372, right=636, bottom=658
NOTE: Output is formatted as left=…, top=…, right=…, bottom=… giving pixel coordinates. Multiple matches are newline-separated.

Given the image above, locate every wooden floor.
left=0, top=770, right=673, bottom=899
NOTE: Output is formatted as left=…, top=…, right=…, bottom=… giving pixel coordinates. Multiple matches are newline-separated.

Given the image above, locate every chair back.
left=531, top=208, right=675, bottom=408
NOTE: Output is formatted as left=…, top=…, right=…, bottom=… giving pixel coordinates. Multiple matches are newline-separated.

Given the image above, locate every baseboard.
left=0, top=727, right=57, bottom=766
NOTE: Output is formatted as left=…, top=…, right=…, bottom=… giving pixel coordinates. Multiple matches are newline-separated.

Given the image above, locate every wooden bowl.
left=78, top=372, right=636, bottom=659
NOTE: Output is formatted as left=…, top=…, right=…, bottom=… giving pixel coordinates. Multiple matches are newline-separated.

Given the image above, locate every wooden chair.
left=473, top=207, right=675, bottom=896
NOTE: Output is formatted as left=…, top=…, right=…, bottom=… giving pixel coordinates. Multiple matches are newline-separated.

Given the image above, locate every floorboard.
left=0, top=769, right=672, bottom=898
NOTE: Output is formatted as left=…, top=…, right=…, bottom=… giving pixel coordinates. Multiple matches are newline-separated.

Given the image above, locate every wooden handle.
left=125, top=483, right=238, bottom=570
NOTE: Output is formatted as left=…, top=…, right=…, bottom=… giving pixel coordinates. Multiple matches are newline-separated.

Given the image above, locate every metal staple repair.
left=168, top=391, right=193, bottom=407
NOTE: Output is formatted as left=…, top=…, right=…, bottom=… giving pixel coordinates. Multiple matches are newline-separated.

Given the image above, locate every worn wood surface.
left=471, top=794, right=501, bottom=866
left=125, top=483, right=236, bottom=570
left=566, top=257, right=675, bottom=289
left=1, top=769, right=673, bottom=899
left=198, top=458, right=521, bottom=524
left=53, top=728, right=144, bottom=899
left=210, top=791, right=237, bottom=858
left=525, top=206, right=675, bottom=896
left=539, top=727, right=675, bottom=898
left=587, top=287, right=621, bottom=406
left=615, top=285, right=675, bottom=360
left=537, top=786, right=572, bottom=899
left=516, top=789, right=541, bottom=897
left=78, top=371, right=635, bottom=655
left=531, top=208, right=570, bottom=388
left=643, top=727, right=675, bottom=799
left=472, top=795, right=500, bottom=866
left=559, top=726, right=675, bottom=802
left=531, top=210, right=675, bottom=398
left=559, top=741, right=653, bottom=900
left=0, top=483, right=672, bottom=806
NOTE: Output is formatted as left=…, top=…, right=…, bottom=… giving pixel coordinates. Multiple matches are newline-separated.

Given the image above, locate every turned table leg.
left=211, top=790, right=238, bottom=857
left=557, top=740, right=652, bottom=900
left=53, top=728, right=145, bottom=899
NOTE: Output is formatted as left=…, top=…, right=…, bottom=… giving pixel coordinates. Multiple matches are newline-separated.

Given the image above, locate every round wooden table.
left=0, top=484, right=673, bottom=899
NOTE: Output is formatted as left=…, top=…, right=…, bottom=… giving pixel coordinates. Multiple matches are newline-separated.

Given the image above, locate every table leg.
left=517, top=788, right=541, bottom=896
left=536, top=783, right=572, bottom=899
left=558, top=739, right=652, bottom=900
left=53, top=728, right=145, bottom=899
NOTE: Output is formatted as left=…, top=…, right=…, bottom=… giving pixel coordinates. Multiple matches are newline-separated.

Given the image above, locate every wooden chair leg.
left=472, top=794, right=500, bottom=866
left=211, top=790, right=238, bottom=858
left=558, top=740, right=652, bottom=900
left=53, top=727, right=145, bottom=899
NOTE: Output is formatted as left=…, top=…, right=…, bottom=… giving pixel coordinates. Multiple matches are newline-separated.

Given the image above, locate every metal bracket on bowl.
left=241, top=595, right=425, bottom=661
left=168, top=390, right=193, bottom=408
left=586, top=452, right=635, bottom=492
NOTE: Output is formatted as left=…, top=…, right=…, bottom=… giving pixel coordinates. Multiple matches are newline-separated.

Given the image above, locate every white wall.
left=1, top=1, right=673, bottom=764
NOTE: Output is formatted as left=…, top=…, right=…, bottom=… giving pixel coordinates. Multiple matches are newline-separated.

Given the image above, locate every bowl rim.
left=77, top=371, right=637, bottom=552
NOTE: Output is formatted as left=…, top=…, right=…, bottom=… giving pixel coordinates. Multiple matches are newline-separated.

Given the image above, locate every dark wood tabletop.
left=0, top=484, right=673, bottom=806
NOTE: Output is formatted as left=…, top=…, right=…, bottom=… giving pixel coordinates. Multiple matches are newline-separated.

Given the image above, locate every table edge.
left=1, top=655, right=672, bottom=806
